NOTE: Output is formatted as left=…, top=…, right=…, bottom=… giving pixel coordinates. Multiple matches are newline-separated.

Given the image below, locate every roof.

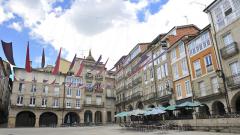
left=203, top=0, right=218, bottom=12
left=13, top=67, right=67, bottom=76
left=114, top=55, right=127, bottom=67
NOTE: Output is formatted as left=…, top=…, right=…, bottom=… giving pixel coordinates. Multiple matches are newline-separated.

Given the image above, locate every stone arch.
left=95, top=111, right=102, bottom=124
left=84, top=110, right=92, bottom=123
left=212, top=101, right=226, bottom=115
left=136, top=101, right=144, bottom=109
left=64, top=112, right=80, bottom=125
left=198, top=104, right=210, bottom=118
left=231, top=91, right=240, bottom=113
left=128, top=104, right=133, bottom=111
left=148, top=104, right=155, bottom=108
left=15, top=111, right=36, bottom=127
left=39, top=112, right=58, bottom=127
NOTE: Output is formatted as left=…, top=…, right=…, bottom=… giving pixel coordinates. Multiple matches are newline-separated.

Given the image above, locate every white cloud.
left=8, top=22, right=22, bottom=32
left=34, top=55, right=50, bottom=67
left=0, top=1, right=14, bottom=24
left=1, top=0, right=214, bottom=69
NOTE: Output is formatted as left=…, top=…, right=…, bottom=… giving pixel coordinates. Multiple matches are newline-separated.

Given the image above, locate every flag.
left=25, top=42, right=31, bottom=72
left=98, top=58, right=109, bottom=74
left=52, top=48, right=62, bottom=75
left=75, top=61, right=84, bottom=76
left=1, top=40, right=15, bottom=65
left=91, top=55, right=102, bottom=71
left=51, top=79, right=56, bottom=85
left=41, top=48, right=45, bottom=68
left=68, top=54, right=76, bottom=71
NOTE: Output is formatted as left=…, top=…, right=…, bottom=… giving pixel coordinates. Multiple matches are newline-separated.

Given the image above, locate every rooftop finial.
left=86, top=49, right=95, bottom=61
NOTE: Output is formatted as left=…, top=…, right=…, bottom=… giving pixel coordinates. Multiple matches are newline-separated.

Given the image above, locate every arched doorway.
left=231, top=92, right=240, bottom=113
left=39, top=112, right=58, bottom=127
left=128, top=105, right=133, bottom=111
left=84, top=110, right=92, bottom=124
left=198, top=104, right=210, bottom=118
left=148, top=104, right=155, bottom=108
left=15, top=111, right=35, bottom=127
left=136, top=101, right=144, bottom=109
left=64, top=112, right=80, bottom=125
left=212, top=101, right=226, bottom=115
left=95, top=111, right=102, bottom=124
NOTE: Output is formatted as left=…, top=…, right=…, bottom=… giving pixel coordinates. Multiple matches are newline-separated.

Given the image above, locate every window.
left=96, top=97, right=102, bottom=105
left=150, top=67, right=154, bottom=79
left=157, top=67, right=162, bottom=80
left=229, top=61, right=240, bottom=75
left=181, top=59, right=188, bottom=76
left=66, top=99, right=71, bottom=108
left=76, top=99, right=80, bottom=109
left=18, top=83, right=24, bottom=92
left=164, top=63, right=168, bottom=76
left=54, top=87, right=60, bottom=96
left=76, top=89, right=81, bottom=98
left=223, top=0, right=232, bottom=17
left=193, top=60, right=201, bottom=77
left=29, top=96, right=35, bottom=106
left=42, top=98, right=47, bottom=107
left=199, top=81, right=206, bottom=96
left=86, top=96, right=91, bottom=104
left=171, top=49, right=176, bottom=60
left=204, top=55, right=212, bottom=67
left=158, top=85, right=164, bottom=96
left=162, top=54, right=166, bottom=61
left=213, top=6, right=225, bottom=29
left=144, top=71, right=147, bottom=81
left=176, top=84, right=182, bottom=98
left=185, top=80, right=192, bottom=96
left=43, top=86, right=48, bottom=94
left=211, top=77, right=219, bottom=93
left=107, top=89, right=112, bottom=97
left=31, top=84, right=36, bottom=92
left=179, top=42, right=185, bottom=56
left=172, top=63, right=178, bottom=79
left=17, top=96, right=23, bottom=105
left=161, top=65, right=165, bottom=78
left=67, top=88, right=72, bottom=97
left=223, top=33, right=234, bottom=46
left=53, top=98, right=59, bottom=107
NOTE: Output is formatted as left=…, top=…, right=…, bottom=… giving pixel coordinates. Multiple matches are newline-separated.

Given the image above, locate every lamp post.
left=216, top=69, right=231, bottom=113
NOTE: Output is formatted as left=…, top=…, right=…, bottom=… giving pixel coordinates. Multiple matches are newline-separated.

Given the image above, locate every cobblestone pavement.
left=0, top=125, right=236, bottom=135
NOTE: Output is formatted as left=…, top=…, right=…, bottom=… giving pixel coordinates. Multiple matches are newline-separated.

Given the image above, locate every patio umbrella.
left=128, top=109, right=145, bottom=116
left=144, top=108, right=166, bottom=116
left=156, top=106, right=167, bottom=111
left=165, top=105, right=177, bottom=111
left=114, top=111, right=129, bottom=117
left=177, top=101, right=202, bottom=108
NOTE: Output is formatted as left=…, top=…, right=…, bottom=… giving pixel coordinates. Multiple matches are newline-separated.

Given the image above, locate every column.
left=35, top=117, right=39, bottom=127
left=8, top=116, right=16, bottom=128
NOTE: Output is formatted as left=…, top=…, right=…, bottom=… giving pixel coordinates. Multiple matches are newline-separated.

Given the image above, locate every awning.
left=177, top=101, right=202, bottom=108
left=128, top=109, right=145, bottom=116
left=144, top=108, right=166, bottom=116
left=114, top=112, right=129, bottom=117
left=165, top=105, right=177, bottom=111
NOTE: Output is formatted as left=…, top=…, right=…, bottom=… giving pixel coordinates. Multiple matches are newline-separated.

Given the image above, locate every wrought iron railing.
left=220, top=42, right=239, bottom=59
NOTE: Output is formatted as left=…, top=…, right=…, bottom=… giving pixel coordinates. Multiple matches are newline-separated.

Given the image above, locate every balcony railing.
left=143, top=92, right=155, bottom=101
left=132, top=77, right=142, bottom=87
left=85, top=73, right=93, bottom=80
left=194, top=83, right=224, bottom=99
left=226, top=73, right=240, bottom=89
left=95, top=75, right=103, bottom=81
left=220, top=42, right=239, bottom=59
left=106, top=93, right=116, bottom=99
left=156, top=88, right=172, bottom=101
left=83, top=101, right=104, bottom=108
left=206, top=65, right=214, bottom=73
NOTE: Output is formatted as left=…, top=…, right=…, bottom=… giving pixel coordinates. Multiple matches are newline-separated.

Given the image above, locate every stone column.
left=8, top=116, right=16, bottom=128
left=102, top=110, right=106, bottom=124
left=35, top=117, right=39, bottom=127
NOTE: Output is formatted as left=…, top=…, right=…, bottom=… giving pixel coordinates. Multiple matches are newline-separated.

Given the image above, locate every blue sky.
left=0, top=0, right=212, bottom=70
left=0, top=0, right=168, bottom=69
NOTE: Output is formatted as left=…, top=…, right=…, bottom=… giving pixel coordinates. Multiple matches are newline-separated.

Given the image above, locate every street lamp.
left=215, top=69, right=231, bottom=113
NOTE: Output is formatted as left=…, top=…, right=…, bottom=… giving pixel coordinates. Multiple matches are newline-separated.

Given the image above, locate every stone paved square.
left=0, top=125, right=237, bottom=135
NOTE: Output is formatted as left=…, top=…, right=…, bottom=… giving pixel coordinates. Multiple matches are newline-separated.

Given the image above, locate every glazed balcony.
left=220, top=42, right=239, bottom=59
left=194, top=83, right=224, bottom=100
left=83, top=101, right=104, bottom=108
left=95, top=75, right=103, bottom=81
left=226, top=73, right=240, bottom=89
left=132, top=77, right=142, bottom=87
left=85, top=73, right=93, bottom=80
left=156, top=88, right=172, bottom=102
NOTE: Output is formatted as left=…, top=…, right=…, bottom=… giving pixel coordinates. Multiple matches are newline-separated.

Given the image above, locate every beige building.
left=204, top=0, right=240, bottom=113
left=0, top=58, right=12, bottom=126
left=8, top=51, right=116, bottom=127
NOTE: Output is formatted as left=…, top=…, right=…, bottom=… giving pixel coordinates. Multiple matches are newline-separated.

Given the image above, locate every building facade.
left=204, top=0, right=240, bottom=113
left=8, top=51, right=116, bottom=127
left=0, top=58, right=12, bottom=126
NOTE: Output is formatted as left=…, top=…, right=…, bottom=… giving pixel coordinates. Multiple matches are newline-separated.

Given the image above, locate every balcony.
left=132, top=77, right=142, bottom=87
left=226, top=73, right=240, bottom=89
left=95, top=75, right=103, bottom=81
left=106, top=93, right=116, bottom=99
left=127, top=83, right=132, bottom=89
left=143, top=92, right=156, bottom=101
left=85, top=73, right=93, bottom=80
left=83, top=101, right=104, bottom=108
left=194, top=84, right=224, bottom=100
left=156, top=88, right=172, bottom=102
left=220, top=42, right=239, bottom=59
left=206, top=65, right=214, bottom=73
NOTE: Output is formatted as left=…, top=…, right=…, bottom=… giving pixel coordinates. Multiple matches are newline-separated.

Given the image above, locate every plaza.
left=0, top=125, right=237, bottom=135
